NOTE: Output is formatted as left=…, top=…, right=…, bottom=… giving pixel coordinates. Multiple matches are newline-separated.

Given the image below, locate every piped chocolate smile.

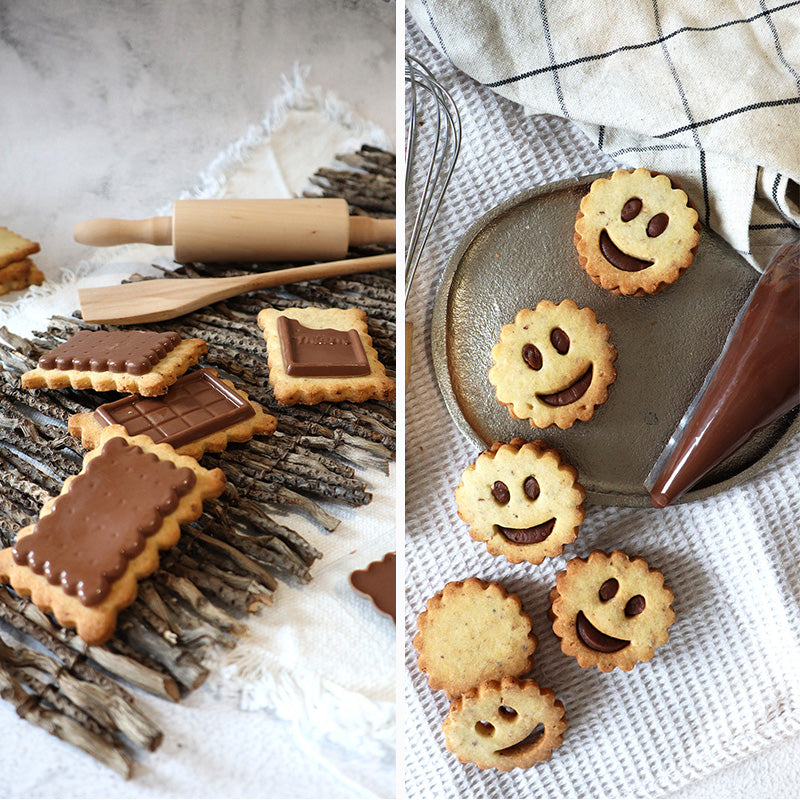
left=496, top=518, right=556, bottom=545
left=495, top=722, right=545, bottom=757
left=599, top=229, right=654, bottom=272
left=537, top=365, right=593, bottom=406
left=575, top=610, right=629, bottom=653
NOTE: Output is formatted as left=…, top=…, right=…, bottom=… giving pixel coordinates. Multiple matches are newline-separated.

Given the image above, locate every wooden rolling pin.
left=73, top=198, right=395, bottom=263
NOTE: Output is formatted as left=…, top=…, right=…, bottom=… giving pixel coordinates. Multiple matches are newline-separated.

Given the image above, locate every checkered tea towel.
left=407, top=0, right=800, bottom=268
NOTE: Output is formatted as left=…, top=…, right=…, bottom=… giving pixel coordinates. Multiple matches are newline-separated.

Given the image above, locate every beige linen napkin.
left=408, top=0, right=800, bottom=268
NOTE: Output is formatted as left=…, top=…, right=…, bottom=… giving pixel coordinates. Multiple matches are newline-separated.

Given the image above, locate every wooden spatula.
left=78, top=253, right=395, bottom=325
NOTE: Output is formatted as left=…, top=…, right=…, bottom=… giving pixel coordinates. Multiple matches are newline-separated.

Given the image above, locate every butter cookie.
left=488, top=299, right=617, bottom=429
left=455, top=438, right=585, bottom=564
left=442, top=676, right=566, bottom=770
left=549, top=549, right=675, bottom=672
left=574, top=168, right=700, bottom=295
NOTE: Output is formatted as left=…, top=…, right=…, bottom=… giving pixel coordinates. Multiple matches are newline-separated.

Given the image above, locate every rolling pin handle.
left=348, top=215, right=396, bottom=247
left=73, top=216, right=173, bottom=247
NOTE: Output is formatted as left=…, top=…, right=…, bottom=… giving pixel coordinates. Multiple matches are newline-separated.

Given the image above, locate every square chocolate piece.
left=277, top=316, right=370, bottom=377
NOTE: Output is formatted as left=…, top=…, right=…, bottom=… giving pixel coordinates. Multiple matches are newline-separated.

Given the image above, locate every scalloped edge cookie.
left=257, top=306, right=395, bottom=406
left=67, top=369, right=277, bottom=459
left=488, top=299, right=617, bottom=429
left=0, top=259, right=44, bottom=296
left=574, top=168, right=701, bottom=296
left=414, top=577, right=537, bottom=698
left=21, top=336, right=207, bottom=396
left=442, top=676, right=567, bottom=770
left=0, top=426, right=226, bottom=645
left=548, top=549, right=675, bottom=672
left=0, top=226, right=40, bottom=269
left=455, top=438, right=585, bottom=564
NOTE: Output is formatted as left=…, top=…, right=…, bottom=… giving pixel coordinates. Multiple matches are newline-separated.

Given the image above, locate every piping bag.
left=646, top=240, right=800, bottom=508
left=73, top=198, right=395, bottom=263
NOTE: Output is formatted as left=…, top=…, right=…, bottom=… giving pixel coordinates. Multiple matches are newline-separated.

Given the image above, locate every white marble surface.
left=0, top=2, right=396, bottom=798
left=0, top=0, right=395, bottom=287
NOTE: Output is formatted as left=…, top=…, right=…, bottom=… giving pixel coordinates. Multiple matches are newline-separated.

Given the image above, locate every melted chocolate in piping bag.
left=646, top=241, right=800, bottom=507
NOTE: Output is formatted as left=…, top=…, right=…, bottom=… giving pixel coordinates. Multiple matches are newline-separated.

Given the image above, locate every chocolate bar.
left=93, top=369, right=255, bottom=448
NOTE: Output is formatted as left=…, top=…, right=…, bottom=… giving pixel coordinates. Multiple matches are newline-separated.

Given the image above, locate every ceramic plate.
left=431, top=173, right=799, bottom=506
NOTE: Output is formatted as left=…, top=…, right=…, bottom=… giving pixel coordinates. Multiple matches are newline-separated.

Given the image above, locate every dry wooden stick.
left=0, top=663, right=133, bottom=778
left=0, top=637, right=162, bottom=752
left=0, top=588, right=179, bottom=703
left=6, top=664, right=116, bottom=746
left=148, top=582, right=238, bottom=650
left=199, top=518, right=311, bottom=583
left=154, top=570, right=246, bottom=636
left=116, top=617, right=209, bottom=692
left=182, top=528, right=286, bottom=593
left=0, top=590, right=134, bottom=703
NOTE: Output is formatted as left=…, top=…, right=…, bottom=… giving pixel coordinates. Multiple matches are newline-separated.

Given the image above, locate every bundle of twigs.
left=0, top=146, right=395, bottom=776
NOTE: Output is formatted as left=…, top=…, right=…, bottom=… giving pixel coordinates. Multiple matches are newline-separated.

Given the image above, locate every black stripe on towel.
left=537, top=0, right=568, bottom=117
left=484, top=1, right=800, bottom=89
left=656, top=96, right=800, bottom=137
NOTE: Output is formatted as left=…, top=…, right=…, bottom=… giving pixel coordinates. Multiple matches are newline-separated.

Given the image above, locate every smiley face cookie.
left=414, top=578, right=537, bottom=699
left=455, top=439, right=585, bottom=564
left=549, top=550, right=675, bottom=672
left=488, top=299, right=617, bottom=429
left=574, top=168, right=700, bottom=296
left=442, top=677, right=567, bottom=771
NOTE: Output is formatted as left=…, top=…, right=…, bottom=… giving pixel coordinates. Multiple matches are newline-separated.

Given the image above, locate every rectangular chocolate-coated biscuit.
left=68, top=368, right=277, bottom=460
left=257, top=306, right=395, bottom=406
left=21, top=332, right=207, bottom=396
left=0, top=427, right=226, bottom=645
left=93, top=369, right=255, bottom=448
left=37, top=330, right=182, bottom=375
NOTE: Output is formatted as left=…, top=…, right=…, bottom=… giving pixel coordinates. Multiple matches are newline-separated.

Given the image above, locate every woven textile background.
left=407, top=0, right=800, bottom=269
left=404, top=16, right=800, bottom=799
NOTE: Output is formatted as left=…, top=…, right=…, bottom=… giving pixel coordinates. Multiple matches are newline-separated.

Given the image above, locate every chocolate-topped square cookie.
left=257, top=306, right=395, bottom=405
left=22, top=329, right=207, bottom=396
left=68, top=368, right=277, bottom=459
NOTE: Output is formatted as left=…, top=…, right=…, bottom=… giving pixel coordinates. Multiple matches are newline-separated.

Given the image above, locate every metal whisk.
left=404, top=55, right=461, bottom=302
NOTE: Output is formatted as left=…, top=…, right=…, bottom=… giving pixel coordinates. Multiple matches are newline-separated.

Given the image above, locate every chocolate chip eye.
left=523, top=475, right=540, bottom=501
left=522, top=343, right=542, bottom=370
left=599, top=578, right=619, bottom=601
left=621, top=197, right=643, bottom=222
left=498, top=705, right=518, bottom=720
left=625, top=594, right=646, bottom=616
left=550, top=327, right=569, bottom=355
left=475, top=721, right=495, bottom=736
left=491, top=481, right=510, bottom=504
left=647, top=213, right=669, bottom=237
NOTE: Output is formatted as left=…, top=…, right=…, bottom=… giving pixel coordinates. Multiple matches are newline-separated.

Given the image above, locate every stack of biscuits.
left=0, top=226, right=44, bottom=296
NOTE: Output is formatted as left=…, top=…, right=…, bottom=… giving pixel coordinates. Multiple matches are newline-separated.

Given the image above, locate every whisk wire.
left=404, top=55, right=461, bottom=302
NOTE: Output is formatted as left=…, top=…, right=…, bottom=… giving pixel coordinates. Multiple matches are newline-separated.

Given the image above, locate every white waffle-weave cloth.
left=407, top=0, right=800, bottom=269
left=404, top=17, right=800, bottom=799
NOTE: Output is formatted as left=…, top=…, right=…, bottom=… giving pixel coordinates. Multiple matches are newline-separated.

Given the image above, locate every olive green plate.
left=431, top=173, right=799, bottom=506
